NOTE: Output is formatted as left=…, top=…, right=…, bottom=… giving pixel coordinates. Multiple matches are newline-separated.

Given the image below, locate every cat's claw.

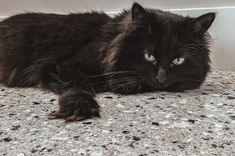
left=48, top=95, right=101, bottom=122
left=65, top=108, right=101, bottom=122
left=65, top=115, right=87, bottom=122
left=47, top=89, right=101, bottom=122
left=49, top=107, right=100, bottom=122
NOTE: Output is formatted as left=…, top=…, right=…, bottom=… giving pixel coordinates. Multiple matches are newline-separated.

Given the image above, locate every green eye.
left=144, top=53, right=157, bottom=65
left=172, top=57, right=185, bottom=65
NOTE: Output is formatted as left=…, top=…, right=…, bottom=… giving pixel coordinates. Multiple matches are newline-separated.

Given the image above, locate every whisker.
left=88, top=70, right=138, bottom=78
left=110, top=80, right=139, bottom=91
left=182, top=45, right=209, bottom=58
left=90, top=76, right=139, bottom=88
left=96, top=76, right=142, bottom=92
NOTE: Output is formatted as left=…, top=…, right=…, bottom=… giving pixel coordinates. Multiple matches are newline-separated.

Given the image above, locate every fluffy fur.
left=0, top=3, right=215, bottom=121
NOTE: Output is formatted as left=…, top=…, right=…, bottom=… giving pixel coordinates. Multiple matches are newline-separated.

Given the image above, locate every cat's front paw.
left=49, top=90, right=100, bottom=122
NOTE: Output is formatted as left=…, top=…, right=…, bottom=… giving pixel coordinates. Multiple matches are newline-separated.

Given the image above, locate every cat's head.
left=107, top=3, right=215, bottom=93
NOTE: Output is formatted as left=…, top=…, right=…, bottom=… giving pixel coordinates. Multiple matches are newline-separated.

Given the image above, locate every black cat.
left=0, top=3, right=215, bottom=121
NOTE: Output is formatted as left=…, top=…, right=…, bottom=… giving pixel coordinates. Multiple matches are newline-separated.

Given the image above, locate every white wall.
left=0, top=0, right=235, bottom=70
left=0, top=0, right=234, bottom=15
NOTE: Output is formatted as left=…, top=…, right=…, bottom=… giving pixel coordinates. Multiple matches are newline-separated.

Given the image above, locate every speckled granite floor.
left=0, top=70, right=235, bottom=156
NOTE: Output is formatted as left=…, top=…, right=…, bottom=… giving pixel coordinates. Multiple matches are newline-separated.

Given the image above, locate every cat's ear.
left=131, top=3, right=147, bottom=21
left=192, top=12, right=216, bottom=35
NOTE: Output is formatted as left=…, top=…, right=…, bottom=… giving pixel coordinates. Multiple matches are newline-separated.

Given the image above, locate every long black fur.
left=0, top=3, right=215, bottom=121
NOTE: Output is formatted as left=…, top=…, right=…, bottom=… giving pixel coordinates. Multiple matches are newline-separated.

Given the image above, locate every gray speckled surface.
left=0, top=70, right=235, bottom=156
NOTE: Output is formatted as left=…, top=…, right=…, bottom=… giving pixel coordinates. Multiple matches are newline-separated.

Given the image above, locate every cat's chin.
left=163, top=82, right=202, bottom=92
left=143, top=83, right=189, bottom=92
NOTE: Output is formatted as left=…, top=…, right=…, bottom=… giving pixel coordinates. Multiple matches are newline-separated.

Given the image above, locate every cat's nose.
left=156, top=67, right=166, bottom=83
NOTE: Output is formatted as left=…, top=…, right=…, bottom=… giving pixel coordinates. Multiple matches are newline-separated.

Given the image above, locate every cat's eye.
left=144, top=53, right=157, bottom=65
left=172, top=57, right=185, bottom=65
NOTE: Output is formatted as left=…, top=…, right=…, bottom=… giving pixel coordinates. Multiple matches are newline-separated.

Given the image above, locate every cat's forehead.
left=150, top=26, right=184, bottom=52
left=148, top=10, right=188, bottom=35
left=149, top=10, right=186, bottom=24
left=147, top=13, right=191, bottom=53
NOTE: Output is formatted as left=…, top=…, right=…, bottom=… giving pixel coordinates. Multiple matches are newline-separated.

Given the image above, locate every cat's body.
left=0, top=12, right=110, bottom=88
left=0, top=3, right=215, bottom=121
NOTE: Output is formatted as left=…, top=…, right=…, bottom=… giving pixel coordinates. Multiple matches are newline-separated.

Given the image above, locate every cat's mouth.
left=144, top=79, right=166, bottom=90
left=143, top=76, right=180, bottom=90
left=144, top=76, right=202, bottom=91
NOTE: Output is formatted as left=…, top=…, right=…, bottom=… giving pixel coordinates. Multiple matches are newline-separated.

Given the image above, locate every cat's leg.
left=41, top=74, right=101, bottom=121
left=50, top=88, right=100, bottom=121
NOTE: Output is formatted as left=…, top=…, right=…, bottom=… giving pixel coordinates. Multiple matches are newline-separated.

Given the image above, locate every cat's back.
left=0, top=12, right=111, bottom=57
left=0, top=13, right=65, bottom=37
left=0, top=12, right=110, bottom=87
left=0, top=12, right=110, bottom=37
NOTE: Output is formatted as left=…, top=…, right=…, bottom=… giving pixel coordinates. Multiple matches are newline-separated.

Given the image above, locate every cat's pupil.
left=144, top=53, right=156, bottom=63
left=173, top=57, right=185, bottom=65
